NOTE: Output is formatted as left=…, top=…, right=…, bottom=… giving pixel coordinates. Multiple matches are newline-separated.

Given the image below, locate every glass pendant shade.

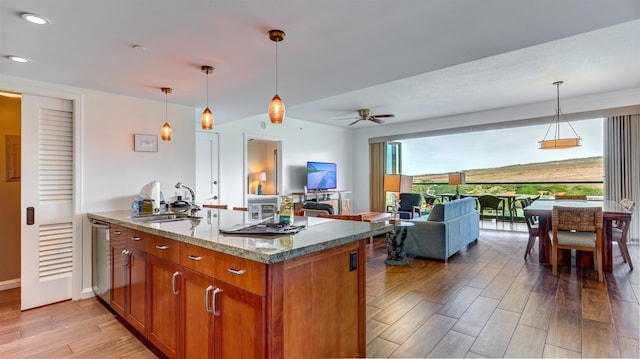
left=268, top=30, right=285, bottom=124
left=160, top=87, right=172, bottom=142
left=161, top=122, right=172, bottom=141
left=268, top=94, right=285, bottom=124
left=201, top=107, right=214, bottom=130
left=200, top=65, right=214, bottom=130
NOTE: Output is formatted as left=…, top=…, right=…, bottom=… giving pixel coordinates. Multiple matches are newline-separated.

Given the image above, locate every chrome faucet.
left=175, top=182, right=201, bottom=215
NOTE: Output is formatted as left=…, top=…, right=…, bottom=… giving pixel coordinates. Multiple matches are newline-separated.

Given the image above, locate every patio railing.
left=398, top=181, right=604, bottom=221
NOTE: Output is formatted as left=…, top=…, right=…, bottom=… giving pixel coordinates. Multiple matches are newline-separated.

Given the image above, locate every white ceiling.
left=2, top=0, right=640, bottom=128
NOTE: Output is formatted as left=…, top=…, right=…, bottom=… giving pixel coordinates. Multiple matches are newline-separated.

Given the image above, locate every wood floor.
left=1, top=225, right=638, bottom=358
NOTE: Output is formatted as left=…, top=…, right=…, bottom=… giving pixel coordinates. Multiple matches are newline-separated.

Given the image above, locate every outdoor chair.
left=613, top=199, right=635, bottom=269
left=478, top=195, right=505, bottom=224
left=395, top=193, right=423, bottom=219
left=551, top=205, right=603, bottom=282
left=555, top=194, right=587, bottom=200
left=423, top=193, right=439, bottom=208
left=524, top=213, right=539, bottom=260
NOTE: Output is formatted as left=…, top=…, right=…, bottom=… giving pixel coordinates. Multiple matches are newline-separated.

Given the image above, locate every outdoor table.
left=524, top=199, right=632, bottom=272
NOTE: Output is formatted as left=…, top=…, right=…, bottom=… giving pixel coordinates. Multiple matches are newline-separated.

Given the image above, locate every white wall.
left=2, top=74, right=197, bottom=298
left=214, top=116, right=354, bottom=210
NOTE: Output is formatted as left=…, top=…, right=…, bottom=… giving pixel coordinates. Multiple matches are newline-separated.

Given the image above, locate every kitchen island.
left=87, top=210, right=391, bottom=359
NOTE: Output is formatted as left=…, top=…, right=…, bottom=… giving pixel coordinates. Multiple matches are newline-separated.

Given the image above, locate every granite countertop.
left=87, top=210, right=392, bottom=264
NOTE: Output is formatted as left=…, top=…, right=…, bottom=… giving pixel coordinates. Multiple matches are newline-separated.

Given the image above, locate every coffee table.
left=357, top=212, right=395, bottom=244
left=359, top=211, right=394, bottom=223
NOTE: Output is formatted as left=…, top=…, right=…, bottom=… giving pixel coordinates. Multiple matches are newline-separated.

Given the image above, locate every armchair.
left=396, top=193, right=423, bottom=219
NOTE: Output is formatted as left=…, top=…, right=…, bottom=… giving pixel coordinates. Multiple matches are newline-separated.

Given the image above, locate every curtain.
left=604, top=114, right=640, bottom=241
left=369, top=142, right=386, bottom=212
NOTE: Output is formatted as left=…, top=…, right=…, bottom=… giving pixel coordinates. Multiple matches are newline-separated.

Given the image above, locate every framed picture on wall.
left=134, top=134, right=158, bottom=152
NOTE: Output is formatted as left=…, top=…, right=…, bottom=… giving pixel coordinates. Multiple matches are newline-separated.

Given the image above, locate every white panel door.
left=21, top=94, right=74, bottom=310
left=195, top=131, right=220, bottom=202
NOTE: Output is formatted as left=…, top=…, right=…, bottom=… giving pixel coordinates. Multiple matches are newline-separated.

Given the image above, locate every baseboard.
left=0, top=278, right=21, bottom=291
left=80, top=287, right=96, bottom=300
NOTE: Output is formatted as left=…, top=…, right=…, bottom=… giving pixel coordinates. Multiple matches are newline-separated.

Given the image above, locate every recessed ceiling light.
left=8, top=55, right=31, bottom=63
left=20, top=12, right=50, bottom=25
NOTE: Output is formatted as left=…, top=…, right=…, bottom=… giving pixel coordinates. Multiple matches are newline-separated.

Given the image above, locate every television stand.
left=291, top=190, right=351, bottom=215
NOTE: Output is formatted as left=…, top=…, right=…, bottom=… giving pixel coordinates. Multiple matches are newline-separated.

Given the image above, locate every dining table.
left=524, top=199, right=632, bottom=272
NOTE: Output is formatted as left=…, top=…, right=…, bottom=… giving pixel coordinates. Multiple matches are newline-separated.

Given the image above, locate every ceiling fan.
left=336, top=109, right=395, bottom=126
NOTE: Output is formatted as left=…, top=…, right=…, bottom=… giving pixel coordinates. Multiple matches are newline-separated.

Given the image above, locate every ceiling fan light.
left=269, top=94, right=285, bottom=124
left=161, top=122, right=172, bottom=141
left=201, top=107, right=214, bottom=130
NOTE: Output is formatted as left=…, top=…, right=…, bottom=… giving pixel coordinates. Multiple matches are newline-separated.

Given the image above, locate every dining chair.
left=478, top=195, right=505, bottom=225
left=317, top=214, right=363, bottom=221
left=555, top=194, right=587, bottom=200
left=203, top=204, right=228, bottom=209
left=613, top=199, right=635, bottom=270
left=524, top=212, right=539, bottom=260
left=551, top=205, right=603, bottom=282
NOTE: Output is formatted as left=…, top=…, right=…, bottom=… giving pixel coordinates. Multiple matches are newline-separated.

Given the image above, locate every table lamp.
left=250, top=172, right=267, bottom=195
left=384, top=174, right=414, bottom=220
left=448, top=172, right=466, bottom=200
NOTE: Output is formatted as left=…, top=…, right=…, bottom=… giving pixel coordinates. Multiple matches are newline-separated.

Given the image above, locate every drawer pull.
left=212, top=287, right=223, bottom=316
left=131, top=236, right=141, bottom=241
left=205, top=285, right=214, bottom=313
left=188, top=255, right=203, bottom=261
left=227, top=268, right=245, bottom=275
left=172, top=271, right=181, bottom=295
left=155, top=245, right=168, bottom=250
left=114, top=231, right=122, bottom=235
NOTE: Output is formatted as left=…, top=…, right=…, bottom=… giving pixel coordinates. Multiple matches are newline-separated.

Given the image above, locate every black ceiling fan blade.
left=369, top=117, right=384, bottom=124
left=372, top=114, right=395, bottom=118
left=348, top=119, right=362, bottom=126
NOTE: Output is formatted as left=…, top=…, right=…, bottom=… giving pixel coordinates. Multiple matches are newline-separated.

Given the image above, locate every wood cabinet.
left=110, top=225, right=147, bottom=335
left=108, top=224, right=365, bottom=359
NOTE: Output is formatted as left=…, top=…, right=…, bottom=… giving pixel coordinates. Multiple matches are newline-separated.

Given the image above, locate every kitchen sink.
left=131, top=213, right=202, bottom=224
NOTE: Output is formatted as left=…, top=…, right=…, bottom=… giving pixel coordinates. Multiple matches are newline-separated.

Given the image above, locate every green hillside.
left=414, top=156, right=603, bottom=183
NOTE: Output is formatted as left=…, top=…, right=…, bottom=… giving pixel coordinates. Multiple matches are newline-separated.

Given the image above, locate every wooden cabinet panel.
left=147, top=255, right=180, bottom=359
left=180, top=242, right=215, bottom=278
left=147, top=234, right=180, bottom=263
left=182, top=268, right=215, bottom=359
left=215, top=280, right=265, bottom=359
left=110, top=237, right=126, bottom=317
left=283, top=241, right=363, bottom=358
left=214, top=252, right=265, bottom=296
left=110, top=226, right=146, bottom=334
left=127, top=247, right=146, bottom=334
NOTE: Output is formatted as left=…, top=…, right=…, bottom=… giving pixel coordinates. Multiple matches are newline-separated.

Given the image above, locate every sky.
left=399, top=118, right=603, bottom=175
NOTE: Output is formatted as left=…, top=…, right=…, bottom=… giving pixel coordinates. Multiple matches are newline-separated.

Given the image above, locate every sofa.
left=403, top=196, right=480, bottom=261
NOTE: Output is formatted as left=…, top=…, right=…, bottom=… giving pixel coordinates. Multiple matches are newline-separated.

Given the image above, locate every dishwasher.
left=91, top=219, right=110, bottom=303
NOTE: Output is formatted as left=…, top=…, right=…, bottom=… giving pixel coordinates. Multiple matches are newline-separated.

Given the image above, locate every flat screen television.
left=306, top=161, right=337, bottom=191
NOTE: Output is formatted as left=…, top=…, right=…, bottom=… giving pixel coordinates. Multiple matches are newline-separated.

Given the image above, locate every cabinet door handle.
left=188, top=255, right=203, bottom=261
left=155, top=245, right=168, bottom=250
left=205, top=285, right=214, bottom=313
left=227, top=268, right=245, bottom=275
left=131, top=236, right=141, bottom=241
left=212, top=287, right=223, bottom=316
left=171, top=271, right=181, bottom=295
left=121, top=249, right=128, bottom=268
left=114, top=230, right=122, bottom=235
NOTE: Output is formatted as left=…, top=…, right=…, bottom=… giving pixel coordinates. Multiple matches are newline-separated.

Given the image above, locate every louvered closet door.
left=21, top=94, right=74, bottom=310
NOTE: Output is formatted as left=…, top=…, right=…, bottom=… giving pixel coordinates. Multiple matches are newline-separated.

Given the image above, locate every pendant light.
left=268, top=29, right=285, bottom=124
left=200, top=65, right=214, bottom=130
left=538, top=81, right=581, bottom=149
left=160, top=87, right=173, bottom=141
